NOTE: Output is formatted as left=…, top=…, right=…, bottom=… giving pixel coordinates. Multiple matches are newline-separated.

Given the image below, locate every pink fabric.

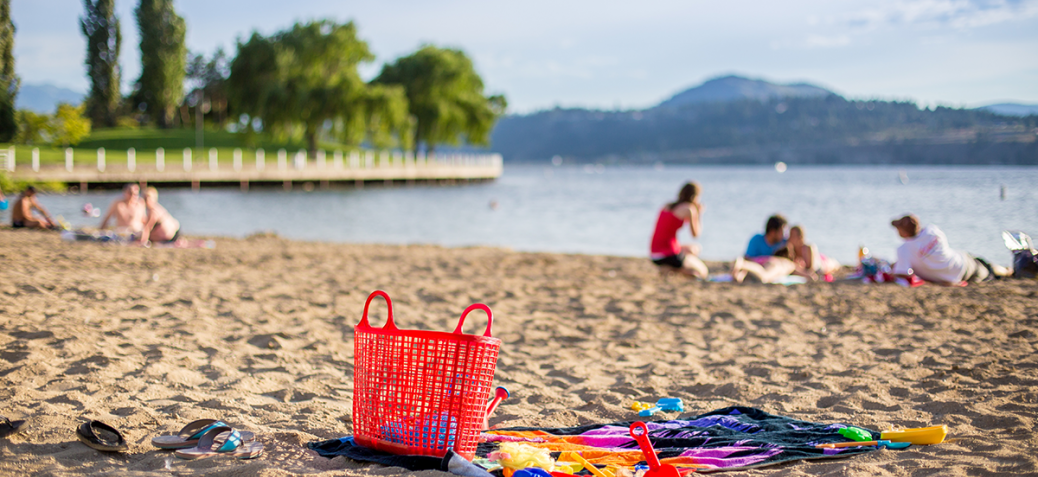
left=650, top=208, right=684, bottom=257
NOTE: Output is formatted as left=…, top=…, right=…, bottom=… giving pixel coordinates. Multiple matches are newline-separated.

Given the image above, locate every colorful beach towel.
left=309, top=406, right=882, bottom=474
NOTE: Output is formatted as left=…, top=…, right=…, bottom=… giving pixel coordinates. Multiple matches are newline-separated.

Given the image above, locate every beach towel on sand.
left=308, top=406, right=879, bottom=473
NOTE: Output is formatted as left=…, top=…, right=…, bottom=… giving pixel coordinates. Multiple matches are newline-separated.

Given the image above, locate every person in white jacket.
left=891, top=214, right=1007, bottom=285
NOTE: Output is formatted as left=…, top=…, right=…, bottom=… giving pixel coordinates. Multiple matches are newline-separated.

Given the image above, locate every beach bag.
left=352, top=290, right=501, bottom=460
left=1004, top=231, right=1038, bottom=279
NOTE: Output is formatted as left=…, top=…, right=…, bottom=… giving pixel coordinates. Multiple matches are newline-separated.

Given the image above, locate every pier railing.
left=2, top=146, right=503, bottom=190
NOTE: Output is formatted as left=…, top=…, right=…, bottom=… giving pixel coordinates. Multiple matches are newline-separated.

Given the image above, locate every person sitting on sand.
left=649, top=181, right=709, bottom=278
left=730, top=214, right=797, bottom=283
left=891, top=214, right=1008, bottom=286
left=11, top=186, right=55, bottom=230
left=139, top=187, right=181, bottom=245
left=745, top=215, right=788, bottom=261
left=786, top=225, right=840, bottom=279
left=100, top=183, right=146, bottom=236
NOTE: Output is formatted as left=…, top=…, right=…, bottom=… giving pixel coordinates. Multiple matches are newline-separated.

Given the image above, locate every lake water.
left=23, top=164, right=1038, bottom=267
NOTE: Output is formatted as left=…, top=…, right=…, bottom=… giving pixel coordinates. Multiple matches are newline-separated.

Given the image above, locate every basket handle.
left=453, top=303, right=494, bottom=337
left=359, top=290, right=397, bottom=330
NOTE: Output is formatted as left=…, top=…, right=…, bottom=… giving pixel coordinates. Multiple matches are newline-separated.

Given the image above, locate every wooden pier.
left=2, top=147, right=503, bottom=191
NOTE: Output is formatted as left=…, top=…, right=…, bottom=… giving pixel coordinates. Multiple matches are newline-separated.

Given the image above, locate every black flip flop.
left=0, top=416, right=27, bottom=438
left=75, top=420, right=128, bottom=452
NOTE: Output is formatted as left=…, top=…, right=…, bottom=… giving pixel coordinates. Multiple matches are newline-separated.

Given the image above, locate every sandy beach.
left=1, top=228, right=1036, bottom=476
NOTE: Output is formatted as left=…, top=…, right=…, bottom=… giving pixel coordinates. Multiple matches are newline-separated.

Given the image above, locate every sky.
left=12, top=0, right=1038, bottom=113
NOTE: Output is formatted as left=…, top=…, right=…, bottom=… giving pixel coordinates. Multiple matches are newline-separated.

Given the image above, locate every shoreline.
left=1, top=229, right=1036, bottom=475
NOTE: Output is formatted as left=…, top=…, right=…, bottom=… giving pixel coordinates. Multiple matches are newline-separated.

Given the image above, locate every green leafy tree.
left=81, top=0, right=122, bottom=128
left=228, top=20, right=410, bottom=157
left=375, top=45, right=506, bottom=153
left=49, top=103, right=92, bottom=146
left=15, top=110, right=50, bottom=145
left=187, top=48, right=229, bottom=126
left=0, top=0, right=17, bottom=142
left=133, top=0, right=186, bottom=128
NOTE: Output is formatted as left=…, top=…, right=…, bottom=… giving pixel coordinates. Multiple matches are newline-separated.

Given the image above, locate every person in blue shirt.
left=745, top=215, right=788, bottom=259
left=732, top=214, right=797, bottom=283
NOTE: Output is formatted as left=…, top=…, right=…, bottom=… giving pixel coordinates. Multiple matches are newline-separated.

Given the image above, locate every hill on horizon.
left=16, top=83, right=84, bottom=114
left=978, top=103, right=1038, bottom=117
left=657, top=75, right=833, bottom=109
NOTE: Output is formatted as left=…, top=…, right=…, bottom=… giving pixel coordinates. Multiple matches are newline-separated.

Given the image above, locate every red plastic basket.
left=352, top=290, right=501, bottom=460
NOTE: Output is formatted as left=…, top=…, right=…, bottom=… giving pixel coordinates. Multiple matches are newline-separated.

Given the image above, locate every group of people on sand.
left=3, top=182, right=181, bottom=246
left=651, top=181, right=1009, bottom=285
left=99, top=183, right=181, bottom=245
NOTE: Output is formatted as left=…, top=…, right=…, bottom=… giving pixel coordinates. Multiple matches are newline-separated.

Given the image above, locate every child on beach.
left=649, top=182, right=709, bottom=278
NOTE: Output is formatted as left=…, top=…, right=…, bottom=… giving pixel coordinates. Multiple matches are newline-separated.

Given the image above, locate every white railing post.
left=31, top=147, right=39, bottom=172
left=233, top=148, right=242, bottom=171
left=256, top=148, right=265, bottom=171
left=209, top=148, right=218, bottom=171
left=277, top=149, right=287, bottom=170
left=183, top=148, right=192, bottom=171
left=294, top=150, right=306, bottom=169
left=365, top=150, right=374, bottom=168
left=349, top=151, right=359, bottom=168
left=97, top=147, right=106, bottom=172
left=417, top=150, right=425, bottom=166
left=4, top=146, right=13, bottom=171
left=405, top=151, right=414, bottom=167
left=316, top=150, right=326, bottom=168
left=127, top=147, right=136, bottom=172
left=156, top=147, right=165, bottom=172
left=333, top=150, right=343, bottom=168
left=65, top=148, right=73, bottom=172
left=392, top=151, right=402, bottom=167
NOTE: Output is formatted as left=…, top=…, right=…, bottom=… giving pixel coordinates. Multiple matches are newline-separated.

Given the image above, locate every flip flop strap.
left=216, top=430, right=243, bottom=453
left=197, top=426, right=242, bottom=453
left=186, top=420, right=228, bottom=440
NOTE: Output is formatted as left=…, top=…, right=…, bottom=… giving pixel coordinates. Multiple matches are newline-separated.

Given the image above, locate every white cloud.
left=845, top=0, right=1038, bottom=31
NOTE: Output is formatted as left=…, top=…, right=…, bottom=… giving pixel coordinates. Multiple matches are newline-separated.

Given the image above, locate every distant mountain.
left=978, top=103, right=1038, bottom=117
left=489, top=75, right=1038, bottom=165
left=657, top=75, right=833, bottom=109
left=16, top=83, right=84, bottom=114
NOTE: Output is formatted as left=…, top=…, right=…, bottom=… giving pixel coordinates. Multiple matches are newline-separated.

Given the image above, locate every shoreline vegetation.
left=1, top=229, right=1037, bottom=475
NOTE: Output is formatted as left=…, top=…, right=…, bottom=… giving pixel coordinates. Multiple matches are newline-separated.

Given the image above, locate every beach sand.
left=1, top=229, right=1036, bottom=476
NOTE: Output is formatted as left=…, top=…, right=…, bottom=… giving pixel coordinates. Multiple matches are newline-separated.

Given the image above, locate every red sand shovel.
left=629, top=422, right=680, bottom=477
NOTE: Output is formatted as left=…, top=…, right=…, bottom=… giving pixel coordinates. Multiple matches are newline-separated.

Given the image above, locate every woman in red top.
left=650, top=182, right=708, bottom=278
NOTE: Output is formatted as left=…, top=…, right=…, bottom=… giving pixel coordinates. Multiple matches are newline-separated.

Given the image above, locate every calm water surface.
left=27, top=164, right=1038, bottom=267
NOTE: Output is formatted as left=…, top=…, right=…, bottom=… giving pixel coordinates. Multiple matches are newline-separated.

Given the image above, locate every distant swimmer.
left=11, top=186, right=56, bottom=230
left=100, top=183, right=147, bottom=235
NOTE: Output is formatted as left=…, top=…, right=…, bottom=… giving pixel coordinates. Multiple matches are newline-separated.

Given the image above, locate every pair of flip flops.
left=76, top=420, right=128, bottom=452
left=152, top=419, right=263, bottom=460
left=0, top=416, right=27, bottom=438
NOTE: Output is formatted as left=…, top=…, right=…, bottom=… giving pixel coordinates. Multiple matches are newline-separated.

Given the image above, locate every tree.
left=0, top=0, right=17, bottom=142
left=186, top=48, right=229, bottom=126
left=15, top=110, right=49, bottom=145
left=228, top=20, right=411, bottom=157
left=133, top=0, right=186, bottom=128
left=14, top=104, right=91, bottom=147
left=375, top=45, right=506, bottom=153
left=50, top=103, right=92, bottom=146
left=81, top=0, right=122, bottom=128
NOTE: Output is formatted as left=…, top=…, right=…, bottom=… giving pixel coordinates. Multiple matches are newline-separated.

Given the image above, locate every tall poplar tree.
left=0, top=0, right=18, bottom=142
left=134, top=0, right=185, bottom=128
left=81, top=0, right=121, bottom=128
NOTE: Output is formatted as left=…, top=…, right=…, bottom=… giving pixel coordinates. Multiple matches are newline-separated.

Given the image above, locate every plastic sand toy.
left=880, top=425, right=947, bottom=445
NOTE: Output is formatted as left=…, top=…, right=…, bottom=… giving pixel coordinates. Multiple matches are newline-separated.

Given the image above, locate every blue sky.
left=12, top=0, right=1038, bottom=112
